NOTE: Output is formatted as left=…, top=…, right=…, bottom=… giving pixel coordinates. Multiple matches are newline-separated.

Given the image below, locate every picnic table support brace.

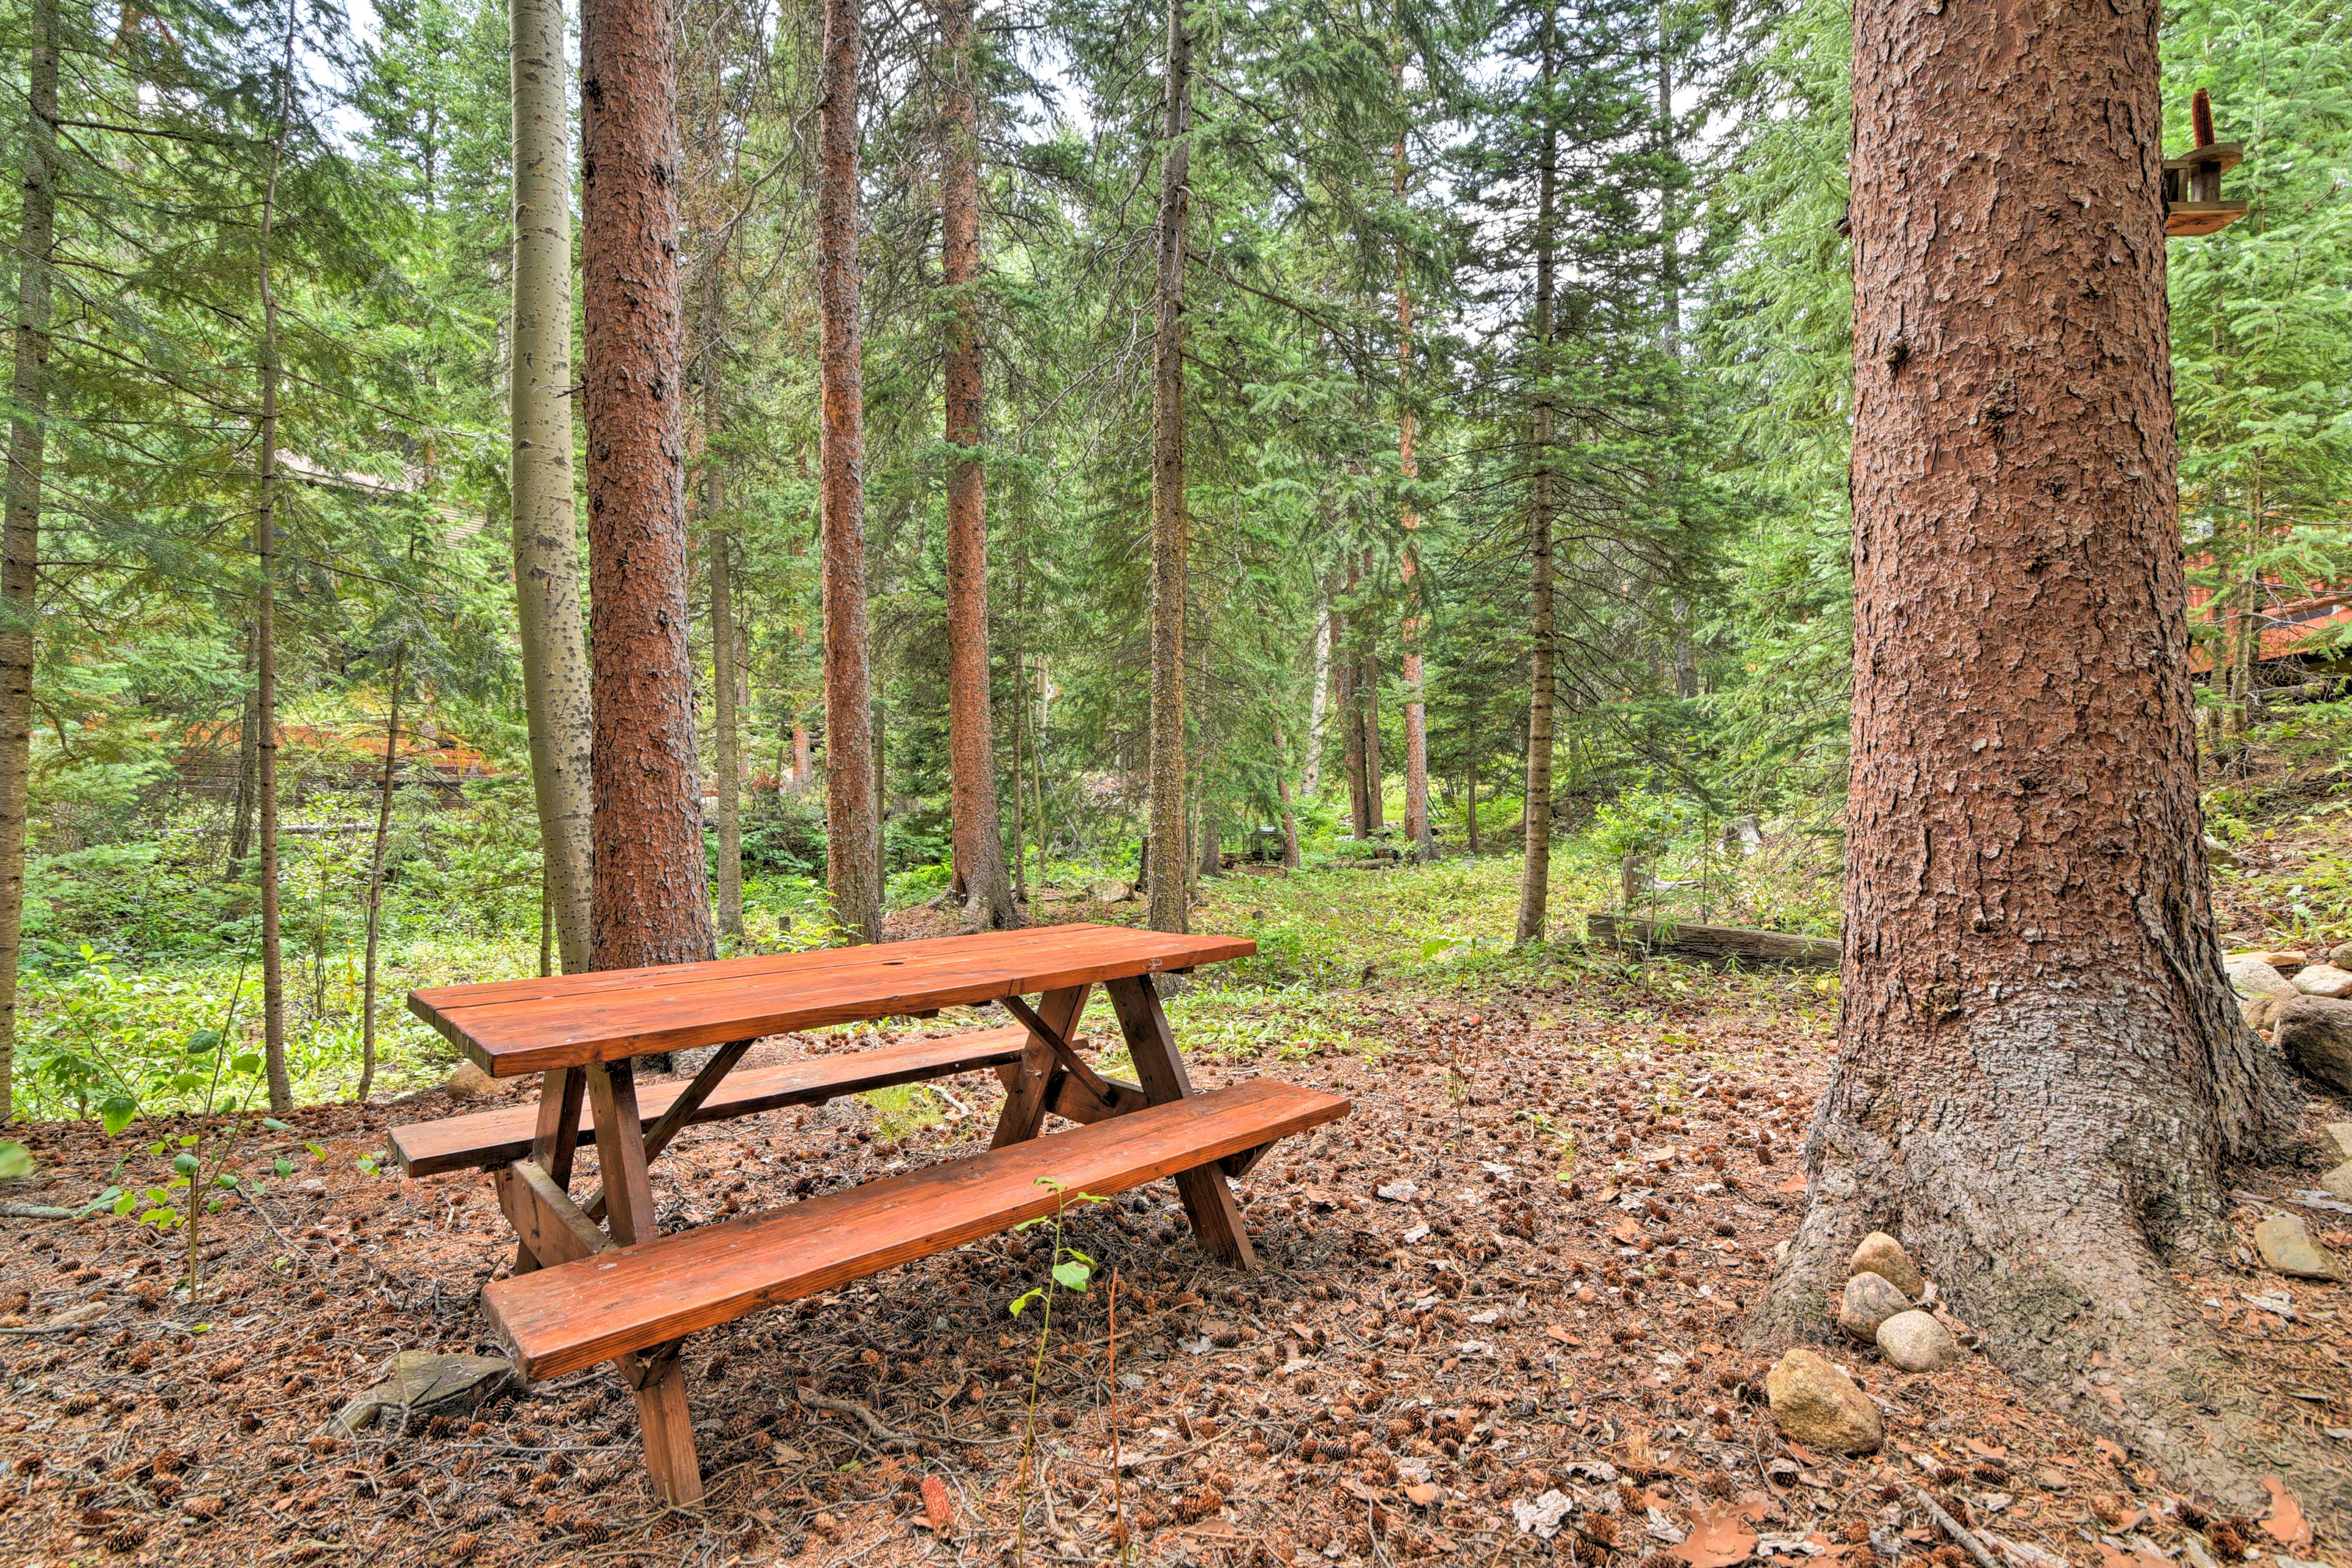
left=991, top=984, right=1090, bottom=1148
left=1103, top=974, right=1256, bottom=1269
left=513, top=1066, right=585, bottom=1276
left=584, top=1058, right=705, bottom=1504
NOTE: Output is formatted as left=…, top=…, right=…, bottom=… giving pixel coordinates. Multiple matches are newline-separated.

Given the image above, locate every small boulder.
left=2324, top=1122, right=2352, bottom=1160
left=2292, top=964, right=2352, bottom=998
left=2273, top=997, right=2352, bottom=1093
left=1765, top=1349, right=1882, bottom=1455
left=443, top=1060, right=495, bottom=1101
left=2320, top=1163, right=2352, bottom=1203
left=2240, top=992, right=2289, bottom=1034
left=323, top=1350, right=514, bottom=1436
left=1875, top=1309, right=1961, bottom=1372
left=1088, top=879, right=1134, bottom=905
left=2253, top=1215, right=2345, bottom=1283
left=2226, top=955, right=2298, bottom=999
left=1850, top=1231, right=1925, bottom=1299
left=1836, top=1272, right=1912, bottom=1343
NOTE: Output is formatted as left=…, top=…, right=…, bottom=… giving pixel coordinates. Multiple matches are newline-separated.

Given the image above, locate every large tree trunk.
left=1763, top=0, right=2309, bottom=1508
left=938, top=0, right=1017, bottom=932
left=1515, top=1, right=1558, bottom=947
left=1358, top=553, right=1383, bottom=833
left=816, top=0, right=882, bottom=943
left=255, top=8, right=296, bottom=1115
left=509, top=0, right=594, bottom=974
left=1338, top=559, right=1366, bottom=837
left=1393, top=123, right=1433, bottom=865
left=0, top=0, right=57, bottom=1121
left=581, top=0, right=717, bottom=972
left=356, top=646, right=403, bottom=1104
left=1144, top=0, right=1193, bottom=935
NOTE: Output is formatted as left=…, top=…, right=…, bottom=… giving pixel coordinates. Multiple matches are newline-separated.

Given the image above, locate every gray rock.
left=2292, top=964, right=2352, bottom=998
left=1765, top=1349, right=1882, bottom=1455
left=1089, top=879, right=1134, bottom=905
left=2325, top=1123, right=2352, bottom=1160
left=2320, top=1163, right=2352, bottom=1203
left=1875, top=1309, right=1961, bottom=1372
left=2254, top=1215, right=2345, bottom=1282
left=1851, top=1231, right=1925, bottom=1298
left=323, top=1350, right=515, bottom=1436
left=2274, top=997, right=2352, bottom=1093
left=1836, top=1272, right=1912, bottom=1343
left=2226, top=955, right=2298, bottom=999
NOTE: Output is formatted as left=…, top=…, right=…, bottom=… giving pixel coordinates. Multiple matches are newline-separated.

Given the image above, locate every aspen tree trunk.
left=817, top=0, right=882, bottom=943
left=356, top=646, right=402, bottom=1103
left=1144, top=0, right=1193, bottom=935
left=1766, top=0, right=2308, bottom=1505
left=938, top=0, right=1017, bottom=930
left=709, top=454, right=743, bottom=940
left=581, top=0, right=717, bottom=973
left=1517, top=9, right=1558, bottom=944
left=1392, top=119, right=1433, bottom=863
left=254, top=3, right=296, bottom=1114
left=509, top=0, right=594, bottom=973
left=0, top=0, right=58, bottom=1119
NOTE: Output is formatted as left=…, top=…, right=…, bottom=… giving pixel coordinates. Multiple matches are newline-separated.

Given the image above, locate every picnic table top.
left=409, top=923, right=1256, bottom=1078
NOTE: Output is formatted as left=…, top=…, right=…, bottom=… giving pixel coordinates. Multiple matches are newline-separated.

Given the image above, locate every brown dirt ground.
left=0, top=949, right=2346, bottom=1567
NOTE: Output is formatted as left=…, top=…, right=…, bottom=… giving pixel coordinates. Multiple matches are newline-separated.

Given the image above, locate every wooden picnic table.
left=393, top=924, right=1351, bottom=1502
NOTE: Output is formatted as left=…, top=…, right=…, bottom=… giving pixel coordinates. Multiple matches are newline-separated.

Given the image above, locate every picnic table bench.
left=393, top=924, right=1350, bottom=1502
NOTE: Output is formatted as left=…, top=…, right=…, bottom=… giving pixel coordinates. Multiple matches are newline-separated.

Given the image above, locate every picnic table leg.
left=1102, top=974, right=1256, bottom=1270
left=513, top=1066, right=585, bottom=1276
left=585, top=1059, right=705, bottom=1504
left=990, top=984, right=1090, bottom=1148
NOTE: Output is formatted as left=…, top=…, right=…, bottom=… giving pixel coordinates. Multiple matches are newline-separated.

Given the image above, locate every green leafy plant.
left=1008, top=1177, right=1102, bottom=1562
left=104, top=969, right=262, bottom=1302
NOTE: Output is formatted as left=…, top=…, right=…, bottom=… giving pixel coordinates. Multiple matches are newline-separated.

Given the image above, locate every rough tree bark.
left=1358, top=548, right=1383, bottom=832
left=1144, top=0, right=1193, bottom=935
left=581, top=0, right=718, bottom=971
left=1515, top=0, right=1558, bottom=947
left=254, top=3, right=296, bottom=1114
left=815, top=0, right=882, bottom=943
left=938, top=0, right=1017, bottom=931
left=509, top=0, right=594, bottom=973
left=356, top=646, right=402, bottom=1104
left=0, top=0, right=58, bottom=1120
left=1761, top=0, right=2313, bottom=1509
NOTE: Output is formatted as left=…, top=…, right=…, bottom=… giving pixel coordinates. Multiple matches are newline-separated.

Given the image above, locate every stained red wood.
left=409, top=924, right=1253, bottom=1077
left=483, top=1078, right=1349, bottom=1378
left=391, top=1027, right=1039, bottom=1175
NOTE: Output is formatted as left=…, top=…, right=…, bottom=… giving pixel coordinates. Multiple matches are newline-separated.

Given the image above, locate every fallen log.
left=1585, top=911, right=1839, bottom=968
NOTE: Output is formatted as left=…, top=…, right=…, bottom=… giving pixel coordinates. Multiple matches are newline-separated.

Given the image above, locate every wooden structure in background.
left=2165, top=88, right=2246, bottom=238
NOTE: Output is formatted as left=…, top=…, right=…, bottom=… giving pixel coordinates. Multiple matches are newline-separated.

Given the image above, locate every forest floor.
left=1, top=820, right=2349, bottom=1566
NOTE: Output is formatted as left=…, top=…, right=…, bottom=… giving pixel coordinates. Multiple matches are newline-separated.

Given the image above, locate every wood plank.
left=1106, top=973, right=1254, bottom=1268
left=482, top=1079, right=1350, bottom=1380
left=391, top=1028, right=1038, bottom=1177
left=494, top=1160, right=612, bottom=1268
left=410, top=925, right=1254, bottom=1076
left=1585, top=911, right=1839, bottom=968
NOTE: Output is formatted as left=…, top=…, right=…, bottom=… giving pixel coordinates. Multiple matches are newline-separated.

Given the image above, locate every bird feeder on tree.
left=2165, top=88, right=2247, bottom=238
